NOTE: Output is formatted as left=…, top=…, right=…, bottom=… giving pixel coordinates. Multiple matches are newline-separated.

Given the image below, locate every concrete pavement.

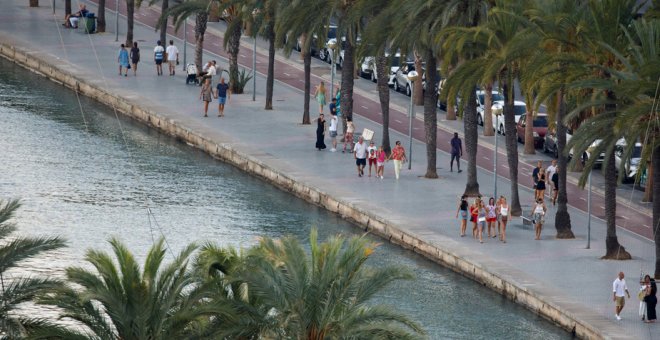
left=1, top=1, right=658, bottom=338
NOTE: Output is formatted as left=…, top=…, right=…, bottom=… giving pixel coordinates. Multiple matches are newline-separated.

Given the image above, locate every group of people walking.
left=457, top=195, right=510, bottom=243
left=532, top=159, right=560, bottom=205
left=612, top=271, right=657, bottom=323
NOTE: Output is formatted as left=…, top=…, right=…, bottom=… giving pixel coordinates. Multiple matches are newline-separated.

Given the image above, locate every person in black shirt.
left=450, top=133, right=463, bottom=173
left=551, top=166, right=559, bottom=206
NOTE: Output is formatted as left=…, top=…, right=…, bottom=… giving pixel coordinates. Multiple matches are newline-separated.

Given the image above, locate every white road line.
left=483, top=157, right=490, bottom=160
left=413, top=127, right=419, bottom=130
left=600, top=206, right=605, bottom=210
left=395, top=119, right=402, bottom=123
left=361, top=105, right=368, bottom=109
left=620, top=215, right=629, bottom=220
left=579, top=197, right=586, bottom=201
left=240, top=54, right=246, bottom=57
left=644, top=225, right=651, bottom=229
left=283, top=72, right=291, bottom=76
left=298, top=79, right=304, bottom=83
left=502, top=165, right=509, bottom=169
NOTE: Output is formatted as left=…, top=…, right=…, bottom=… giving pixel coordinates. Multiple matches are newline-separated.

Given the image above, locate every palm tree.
left=162, top=0, right=211, bottom=73
left=221, top=4, right=244, bottom=94
left=0, top=200, right=66, bottom=338
left=235, top=230, right=426, bottom=339
left=482, top=82, right=495, bottom=136
left=245, top=0, right=278, bottom=110
left=97, top=0, right=106, bottom=33
left=126, top=0, right=135, bottom=46
left=34, top=238, right=211, bottom=339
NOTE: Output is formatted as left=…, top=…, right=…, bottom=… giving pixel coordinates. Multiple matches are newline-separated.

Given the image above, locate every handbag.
left=639, top=290, right=646, bottom=301
left=478, top=216, right=486, bottom=223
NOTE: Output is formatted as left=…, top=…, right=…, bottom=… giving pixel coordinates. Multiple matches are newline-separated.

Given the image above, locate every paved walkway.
left=2, top=1, right=658, bottom=339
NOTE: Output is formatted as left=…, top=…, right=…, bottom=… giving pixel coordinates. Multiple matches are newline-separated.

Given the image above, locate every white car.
left=476, top=90, right=504, bottom=126
left=491, top=100, right=527, bottom=135
left=360, top=52, right=400, bottom=85
left=614, top=139, right=642, bottom=180
left=393, top=61, right=419, bottom=96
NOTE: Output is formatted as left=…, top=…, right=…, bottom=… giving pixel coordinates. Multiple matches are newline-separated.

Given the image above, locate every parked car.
left=543, top=127, right=573, bottom=158
left=614, top=139, right=642, bottom=181
left=295, top=25, right=337, bottom=60
left=568, top=139, right=605, bottom=166
left=393, top=61, right=417, bottom=96
left=491, top=100, right=527, bottom=135
left=476, top=90, right=504, bottom=126
left=515, top=113, right=548, bottom=148
left=360, top=52, right=400, bottom=85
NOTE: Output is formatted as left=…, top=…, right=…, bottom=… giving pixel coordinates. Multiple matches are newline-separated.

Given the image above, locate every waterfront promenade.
left=0, top=1, right=658, bottom=338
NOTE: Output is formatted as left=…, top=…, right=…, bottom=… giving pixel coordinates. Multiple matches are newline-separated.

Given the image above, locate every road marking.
left=600, top=206, right=605, bottom=210
left=620, top=215, right=629, bottom=220
left=483, top=157, right=490, bottom=160
left=395, top=119, right=402, bottom=123
left=240, top=54, right=246, bottom=57
left=283, top=72, right=291, bottom=76
left=298, top=79, right=304, bottom=83
left=361, top=105, right=368, bottom=109
left=644, top=225, right=651, bottom=229
left=579, top=197, right=586, bottom=201
left=413, top=127, right=419, bottom=130
left=502, top=165, right=509, bottom=169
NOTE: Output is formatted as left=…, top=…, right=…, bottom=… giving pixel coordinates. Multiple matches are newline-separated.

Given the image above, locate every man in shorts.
left=328, top=102, right=338, bottom=152
left=613, top=271, right=630, bottom=320
left=353, top=136, right=368, bottom=177
left=215, top=77, right=230, bottom=117
left=153, top=40, right=165, bottom=76
left=532, top=160, right=542, bottom=189
left=546, top=160, right=557, bottom=197
left=165, top=40, right=179, bottom=76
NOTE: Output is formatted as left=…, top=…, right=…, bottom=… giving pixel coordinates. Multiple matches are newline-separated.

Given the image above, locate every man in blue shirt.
left=215, top=77, right=231, bottom=117
left=450, top=132, right=463, bottom=173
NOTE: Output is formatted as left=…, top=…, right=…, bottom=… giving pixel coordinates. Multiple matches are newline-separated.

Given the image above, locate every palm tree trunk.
left=502, top=76, right=521, bottom=216
left=445, top=65, right=456, bottom=120
left=97, top=0, right=106, bottom=33
left=413, top=53, right=423, bottom=105
left=483, top=83, right=494, bottom=136
left=29, top=0, right=38, bottom=7
left=339, top=29, right=355, bottom=125
left=376, top=55, right=391, bottom=155
left=603, top=150, right=631, bottom=259
left=423, top=52, right=438, bottom=178
left=645, top=163, right=653, bottom=202
left=228, top=20, right=242, bottom=94
left=125, top=0, right=134, bottom=47
left=65, top=0, right=71, bottom=16
left=652, top=145, right=660, bottom=278
left=302, top=49, right=311, bottom=125
left=194, top=12, right=207, bottom=70
left=159, top=0, right=169, bottom=46
left=265, top=20, right=275, bottom=110
left=463, top=89, right=480, bottom=196
left=554, top=91, right=574, bottom=238
left=523, top=101, right=535, bottom=154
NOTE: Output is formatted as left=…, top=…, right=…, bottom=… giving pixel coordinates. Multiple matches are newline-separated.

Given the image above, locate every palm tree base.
left=601, top=237, right=632, bottom=260
left=424, top=172, right=439, bottom=179
left=554, top=210, right=575, bottom=239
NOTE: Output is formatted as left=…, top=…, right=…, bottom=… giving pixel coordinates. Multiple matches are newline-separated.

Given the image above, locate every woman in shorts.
left=455, top=195, right=469, bottom=237
left=486, top=197, right=497, bottom=238
left=497, top=196, right=509, bottom=243
left=469, top=198, right=479, bottom=239
left=531, top=198, right=547, bottom=240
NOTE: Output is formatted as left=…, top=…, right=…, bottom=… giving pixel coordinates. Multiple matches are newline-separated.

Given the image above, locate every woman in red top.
left=469, top=198, right=480, bottom=239
left=387, top=140, right=407, bottom=180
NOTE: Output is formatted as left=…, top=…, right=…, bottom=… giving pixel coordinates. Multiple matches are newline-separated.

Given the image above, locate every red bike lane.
left=96, top=0, right=654, bottom=240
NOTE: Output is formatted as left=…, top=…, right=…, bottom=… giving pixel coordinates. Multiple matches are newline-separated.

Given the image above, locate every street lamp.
left=115, top=0, right=119, bottom=42
left=493, top=107, right=502, bottom=198
left=327, top=38, right=337, bottom=93
left=406, top=70, right=419, bottom=170
left=183, top=19, right=187, bottom=71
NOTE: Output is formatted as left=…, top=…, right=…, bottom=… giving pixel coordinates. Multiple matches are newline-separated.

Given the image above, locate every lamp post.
left=252, top=37, right=256, bottom=101
left=493, top=109, right=501, bottom=198
left=114, top=0, right=119, bottom=42
left=587, top=171, right=592, bottom=249
left=406, top=71, right=419, bottom=170
left=182, top=19, right=187, bottom=71
left=327, top=39, right=337, bottom=93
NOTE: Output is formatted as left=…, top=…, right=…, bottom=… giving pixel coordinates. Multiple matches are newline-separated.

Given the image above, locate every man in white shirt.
left=613, top=271, right=630, bottom=320
left=165, top=40, right=179, bottom=76
left=329, top=108, right=338, bottom=152
left=153, top=40, right=165, bottom=76
left=353, top=136, right=368, bottom=177
left=546, top=160, right=557, bottom=197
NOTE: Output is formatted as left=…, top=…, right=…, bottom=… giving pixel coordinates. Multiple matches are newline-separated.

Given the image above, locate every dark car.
left=516, top=113, right=548, bottom=148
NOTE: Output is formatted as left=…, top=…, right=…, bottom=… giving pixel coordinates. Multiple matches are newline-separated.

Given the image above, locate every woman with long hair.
left=486, top=197, right=497, bottom=238
left=497, top=196, right=509, bottom=243
left=314, top=81, right=327, bottom=114
left=456, top=195, right=468, bottom=237
left=645, top=276, right=657, bottom=323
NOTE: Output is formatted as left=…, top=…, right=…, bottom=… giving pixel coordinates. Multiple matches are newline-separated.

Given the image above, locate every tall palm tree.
left=235, top=230, right=426, bottom=339
left=244, top=0, right=278, bottom=110
left=34, top=238, right=211, bottom=339
left=126, top=0, right=135, bottom=46
left=0, top=200, right=65, bottom=338
left=97, top=0, right=106, bottom=33
left=162, top=0, right=211, bottom=72
left=221, top=4, right=244, bottom=94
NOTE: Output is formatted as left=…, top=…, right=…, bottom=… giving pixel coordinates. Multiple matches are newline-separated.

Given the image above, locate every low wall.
left=0, top=42, right=601, bottom=340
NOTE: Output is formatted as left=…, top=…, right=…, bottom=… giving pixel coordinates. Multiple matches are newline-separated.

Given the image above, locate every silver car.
left=614, top=139, right=642, bottom=181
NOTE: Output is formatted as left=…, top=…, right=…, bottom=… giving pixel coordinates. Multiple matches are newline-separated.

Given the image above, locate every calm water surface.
left=0, top=58, right=570, bottom=339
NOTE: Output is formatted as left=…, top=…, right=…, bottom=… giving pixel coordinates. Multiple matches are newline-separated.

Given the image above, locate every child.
left=376, top=145, right=386, bottom=179
left=367, top=141, right=377, bottom=177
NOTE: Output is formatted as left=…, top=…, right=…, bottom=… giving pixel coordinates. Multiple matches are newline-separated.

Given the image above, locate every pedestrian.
left=532, top=160, right=542, bottom=191
left=165, top=40, right=179, bottom=76
left=645, top=276, right=657, bottom=323
left=343, top=118, right=355, bottom=153
left=388, top=140, right=407, bottom=180
left=546, top=160, right=557, bottom=197
left=215, top=77, right=230, bottom=117
left=154, top=40, right=165, bottom=76
left=476, top=199, right=487, bottom=243
left=531, top=198, right=547, bottom=240
left=469, top=198, right=479, bottom=239
left=315, top=113, right=326, bottom=151
left=353, top=136, right=367, bottom=177
left=117, top=44, right=129, bottom=77
left=640, top=275, right=651, bottom=321
left=535, top=169, right=546, bottom=201
left=497, top=196, right=509, bottom=243
left=130, top=42, right=140, bottom=76
left=551, top=166, right=559, bottom=206
left=199, top=78, right=213, bottom=117
left=450, top=132, right=463, bottom=173
left=367, top=141, right=377, bottom=177
left=613, top=271, right=631, bottom=320
left=376, top=145, right=386, bottom=179
left=486, top=197, right=497, bottom=238
left=456, top=195, right=468, bottom=237
left=329, top=107, right=338, bottom=152
left=314, top=81, right=327, bottom=114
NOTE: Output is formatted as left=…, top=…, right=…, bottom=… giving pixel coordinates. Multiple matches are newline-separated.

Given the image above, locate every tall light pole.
left=493, top=109, right=501, bottom=198
left=182, top=19, right=187, bottom=71
left=407, top=71, right=419, bottom=170
left=114, top=0, right=119, bottom=42
left=586, top=170, right=592, bottom=249
left=252, top=37, right=256, bottom=101
left=327, top=39, right=337, bottom=93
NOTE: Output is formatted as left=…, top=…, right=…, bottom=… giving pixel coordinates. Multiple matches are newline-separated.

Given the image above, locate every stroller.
left=185, top=63, right=199, bottom=85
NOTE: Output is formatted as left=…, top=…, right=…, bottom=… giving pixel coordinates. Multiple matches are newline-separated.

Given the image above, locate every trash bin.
left=82, top=13, right=96, bottom=34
